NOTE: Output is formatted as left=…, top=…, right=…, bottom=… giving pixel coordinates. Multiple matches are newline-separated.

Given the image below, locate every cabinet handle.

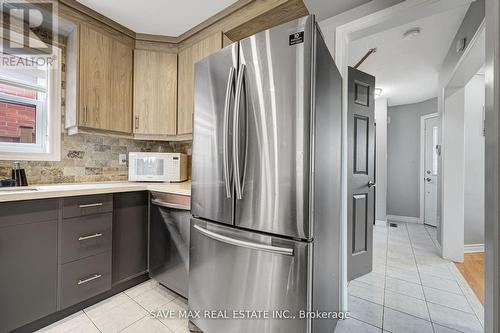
left=78, top=233, right=103, bottom=241
left=79, top=202, right=103, bottom=208
left=135, top=116, right=139, bottom=130
left=83, top=105, right=87, bottom=124
left=77, top=274, right=102, bottom=285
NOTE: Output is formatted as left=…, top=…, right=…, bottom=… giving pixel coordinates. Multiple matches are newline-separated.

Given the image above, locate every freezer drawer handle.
left=78, top=233, right=103, bottom=241
left=77, top=274, right=102, bottom=285
left=223, top=67, right=236, bottom=199
left=194, top=224, right=294, bottom=256
left=151, top=199, right=190, bottom=211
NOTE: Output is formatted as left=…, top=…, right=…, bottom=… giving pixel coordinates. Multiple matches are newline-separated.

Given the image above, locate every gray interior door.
left=347, top=66, right=376, bottom=281
left=191, top=44, right=238, bottom=225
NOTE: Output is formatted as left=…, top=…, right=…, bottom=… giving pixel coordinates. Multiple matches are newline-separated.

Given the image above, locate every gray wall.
left=464, top=74, right=485, bottom=245
left=387, top=98, right=437, bottom=218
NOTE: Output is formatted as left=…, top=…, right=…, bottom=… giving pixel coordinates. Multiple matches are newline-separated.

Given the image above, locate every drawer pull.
left=79, top=203, right=103, bottom=208
left=78, top=233, right=103, bottom=241
left=77, top=274, right=102, bottom=285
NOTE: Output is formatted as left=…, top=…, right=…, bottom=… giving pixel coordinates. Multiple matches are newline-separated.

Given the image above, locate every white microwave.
left=128, top=152, right=188, bottom=182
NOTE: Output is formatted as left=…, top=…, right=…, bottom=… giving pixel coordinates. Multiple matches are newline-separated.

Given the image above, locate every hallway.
left=337, top=222, right=484, bottom=333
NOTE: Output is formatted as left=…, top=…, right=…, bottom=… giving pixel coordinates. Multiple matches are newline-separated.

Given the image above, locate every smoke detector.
left=403, top=27, right=421, bottom=39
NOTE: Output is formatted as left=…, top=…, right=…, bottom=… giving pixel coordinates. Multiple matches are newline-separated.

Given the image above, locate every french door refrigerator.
left=190, top=15, right=343, bottom=333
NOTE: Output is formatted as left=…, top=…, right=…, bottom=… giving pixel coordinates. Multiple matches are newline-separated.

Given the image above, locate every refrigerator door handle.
left=193, top=224, right=294, bottom=256
left=233, top=63, right=246, bottom=200
left=223, top=67, right=236, bottom=198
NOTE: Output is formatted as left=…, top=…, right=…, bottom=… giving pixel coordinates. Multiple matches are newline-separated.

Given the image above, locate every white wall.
left=437, top=0, right=484, bottom=254
left=375, top=98, right=388, bottom=223
left=442, top=88, right=466, bottom=262
left=318, top=0, right=405, bottom=58
left=464, top=74, right=485, bottom=246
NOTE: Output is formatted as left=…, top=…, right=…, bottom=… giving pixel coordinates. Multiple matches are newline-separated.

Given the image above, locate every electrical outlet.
left=119, top=154, right=127, bottom=166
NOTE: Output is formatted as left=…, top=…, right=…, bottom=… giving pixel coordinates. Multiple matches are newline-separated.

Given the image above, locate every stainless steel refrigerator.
left=190, top=15, right=343, bottom=333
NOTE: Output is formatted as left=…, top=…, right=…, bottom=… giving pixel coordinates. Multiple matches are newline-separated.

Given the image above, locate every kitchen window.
left=0, top=48, right=62, bottom=161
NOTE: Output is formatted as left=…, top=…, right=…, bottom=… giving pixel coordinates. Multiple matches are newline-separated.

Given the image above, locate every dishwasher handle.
left=151, top=199, right=190, bottom=211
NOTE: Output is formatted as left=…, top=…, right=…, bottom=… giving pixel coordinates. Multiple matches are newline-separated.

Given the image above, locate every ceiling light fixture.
left=403, top=27, right=421, bottom=39
left=375, top=88, right=383, bottom=98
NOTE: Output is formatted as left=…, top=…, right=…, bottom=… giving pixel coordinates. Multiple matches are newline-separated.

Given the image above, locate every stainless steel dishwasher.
left=149, top=191, right=191, bottom=298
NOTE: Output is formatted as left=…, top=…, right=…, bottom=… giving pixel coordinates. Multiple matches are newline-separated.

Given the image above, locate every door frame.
left=328, top=0, right=475, bottom=311
left=420, top=113, right=439, bottom=226
left=484, top=0, right=498, bottom=331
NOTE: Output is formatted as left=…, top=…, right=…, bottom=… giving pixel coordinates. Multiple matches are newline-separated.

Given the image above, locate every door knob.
left=426, top=177, right=432, bottom=182
left=367, top=181, right=376, bottom=188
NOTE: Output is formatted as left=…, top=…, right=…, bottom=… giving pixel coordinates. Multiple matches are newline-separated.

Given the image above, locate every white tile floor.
left=37, top=280, right=189, bottom=333
left=337, top=221, right=485, bottom=333
left=37, top=221, right=484, bottom=333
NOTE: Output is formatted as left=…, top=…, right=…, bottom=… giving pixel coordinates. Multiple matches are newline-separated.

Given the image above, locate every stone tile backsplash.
left=0, top=135, right=192, bottom=184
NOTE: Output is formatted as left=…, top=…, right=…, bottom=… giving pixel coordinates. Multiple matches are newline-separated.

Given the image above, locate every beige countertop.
left=0, top=181, right=191, bottom=202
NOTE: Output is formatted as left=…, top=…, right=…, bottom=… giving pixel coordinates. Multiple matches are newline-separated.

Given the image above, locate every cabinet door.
left=0, top=220, right=57, bottom=332
left=177, top=32, right=223, bottom=135
left=110, top=39, right=133, bottom=133
left=79, top=25, right=111, bottom=130
left=134, top=50, right=177, bottom=135
left=112, top=192, right=148, bottom=285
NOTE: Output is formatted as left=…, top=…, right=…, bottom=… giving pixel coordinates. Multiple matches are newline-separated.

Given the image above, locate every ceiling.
left=348, top=4, right=470, bottom=106
left=76, top=0, right=239, bottom=36
left=303, top=0, right=372, bottom=21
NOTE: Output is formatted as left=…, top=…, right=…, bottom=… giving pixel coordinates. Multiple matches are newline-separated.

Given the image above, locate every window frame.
left=0, top=92, right=45, bottom=151
left=0, top=46, right=61, bottom=161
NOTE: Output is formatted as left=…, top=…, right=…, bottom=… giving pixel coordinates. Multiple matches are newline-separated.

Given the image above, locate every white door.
left=424, top=116, right=440, bottom=227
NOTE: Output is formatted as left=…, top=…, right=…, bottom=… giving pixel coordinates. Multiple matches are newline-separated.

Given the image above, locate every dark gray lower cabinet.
left=0, top=192, right=151, bottom=332
left=0, top=200, right=58, bottom=333
left=112, top=192, right=148, bottom=285
left=62, top=194, right=113, bottom=219
left=60, top=251, right=112, bottom=309
left=61, top=213, right=113, bottom=264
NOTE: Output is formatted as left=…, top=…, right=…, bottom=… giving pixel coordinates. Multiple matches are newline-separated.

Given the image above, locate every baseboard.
left=387, top=215, right=423, bottom=224
left=375, top=220, right=387, bottom=227
left=464, top=244, right=485, bottom=253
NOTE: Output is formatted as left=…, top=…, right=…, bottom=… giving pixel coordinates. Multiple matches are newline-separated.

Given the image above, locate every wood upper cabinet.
left=177, top=32, right=223, bottom=135
left=109, top=39, right=133, bottom=133
left=133, top=50, right=177, bottom=136
left=78, top=25, right=112, bottom=130
left=68, top=25, right=223, bottom=137
left=66, top=24, right=133, bottom=135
